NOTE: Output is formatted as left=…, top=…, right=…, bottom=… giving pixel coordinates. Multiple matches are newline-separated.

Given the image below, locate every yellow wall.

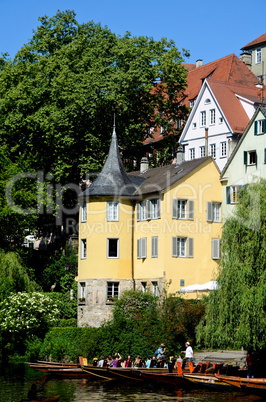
left=133, top=159, right=222, bottom=295
left=78, top=198, right=133, bottom=280
left=78, top=159, right=222, bottom=298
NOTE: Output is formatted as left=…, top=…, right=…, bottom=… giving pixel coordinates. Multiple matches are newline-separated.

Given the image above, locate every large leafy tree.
left=0, top=10, right=189, bottom=243
left=197, top=180, right=266, bottom=350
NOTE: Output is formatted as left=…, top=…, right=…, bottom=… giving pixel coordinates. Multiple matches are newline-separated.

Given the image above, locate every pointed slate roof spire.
left=82, top=124, right=136, bottom=197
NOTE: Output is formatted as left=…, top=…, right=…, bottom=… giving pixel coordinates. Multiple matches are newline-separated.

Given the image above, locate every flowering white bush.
left=0, top=292, right=60, bottom=334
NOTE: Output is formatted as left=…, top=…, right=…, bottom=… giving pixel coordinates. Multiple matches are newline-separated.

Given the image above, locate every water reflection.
left=0, top=363, right=263, bottom=402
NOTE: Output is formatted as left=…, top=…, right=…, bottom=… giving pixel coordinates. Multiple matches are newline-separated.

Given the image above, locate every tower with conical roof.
left=78, top=126, right=137, bottom=327
left=82, top=125, right=136, bottom=197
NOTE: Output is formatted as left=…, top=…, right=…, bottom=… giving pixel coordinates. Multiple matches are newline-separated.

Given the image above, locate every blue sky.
left=1, top=0, right=266, bottom=65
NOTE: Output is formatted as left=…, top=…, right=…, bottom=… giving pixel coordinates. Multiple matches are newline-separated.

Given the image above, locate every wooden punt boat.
left=81, top=365, right=179, bottom=381
left=20, top=395, right=60, bottom=402
left=81, top=365, right=119, bottom=380
left=46, top=367, right=93, bottom=379
left=183, top=373, right=232, bottom=389
left=28, top=363, right=80, bottom=373
left=139, top=371, right=187, bottom=386
left=28, top=356, right=88, bottom=373
left=215, top=374, right=266, bottom=394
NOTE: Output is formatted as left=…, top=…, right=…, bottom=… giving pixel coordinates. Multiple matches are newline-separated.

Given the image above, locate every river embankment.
left=194, top=350, right=246, bottom=367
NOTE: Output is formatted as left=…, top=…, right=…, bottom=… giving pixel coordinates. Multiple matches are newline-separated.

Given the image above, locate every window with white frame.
left=212, top=239, right=221, bottom=260
left=200, top=111, right=206, bottom=126
left=189, top=148, right=195, bottom=160
left=219, top=117, right=223, bottom=124
left=244, top=150, right=257, bottom=165
left=254, top=119, right=266, bottom=135
left=107, top=201, right=119, bottom=221
left=107, top=282, right=119, bottom=300
left=172, top=237, right=194, bottom=258
left=210, top=143, right=216, bottom=158
left=192, top=122, right=197, bottom=129
left=80, top=282, right=86, bottom=299
left=204, top=98, right=211, bottom=105
left=152, top=281, right=159, bottom=296
left=206, top=202, right=221, bottom=222
left=81, top=202, right=87, bottom=222
left=172, top=199, right=194, bottom=220
left=151, top=236, right=158, bottom=258
left=137, top=237, right=147, bottom=258
left=210, top=109, right=216, bottom=125
left=226, top=185, right=244, bottom=204
left=148, top=199, right=160, bottom=219
left=220, top=141, right=227, bottom=157
left=80, top=239, right=87, bottom=259
left=141, top=282, right=147, bottom=293
left=138, top=200, right=147, bottom=220
left=107, top=238, right=119, bottom=258
left=256, top=48, right=262, bottom=64
left=137, top=199, right=160, bottom=220
left=200, top=146, right=206, bottom=157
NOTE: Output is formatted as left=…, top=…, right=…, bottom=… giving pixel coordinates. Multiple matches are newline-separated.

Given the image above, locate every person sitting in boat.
left=156, top=356, right=165, bottom=368
left=149, top=356, right=157, bottom=368
left=97, top=356, right=107, bottom=367
left=27, top=383, right=39, bottom=400
left=110, top=353, right=122, bottom=367
left=134, top=355, right=145, bottom=367
left=92, top=357, right=98, bottom=367
left=124, top=355, right=133, bottom=367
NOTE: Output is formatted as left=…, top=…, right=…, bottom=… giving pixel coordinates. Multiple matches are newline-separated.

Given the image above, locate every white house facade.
left=180, top=79, right=263, bottom=171
left=220, top=107, right=266, bottom=219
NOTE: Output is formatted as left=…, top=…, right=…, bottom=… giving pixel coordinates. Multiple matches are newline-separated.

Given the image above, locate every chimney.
left=240, top=52, right=251, bottom=69
left=140, top=157, right=149, bottom=173
left=176, top=145, right=185, bottom=166
left=196, top=59, right=203, bottom=68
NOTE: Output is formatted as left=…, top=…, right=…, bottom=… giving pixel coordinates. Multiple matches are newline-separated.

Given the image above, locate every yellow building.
left=77, top=128, right=222, bottom=327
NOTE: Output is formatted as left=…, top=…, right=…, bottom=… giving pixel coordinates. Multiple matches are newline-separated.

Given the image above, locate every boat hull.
left=184, top=373, right=232, bottom=390
left=20, top=395, right=60, bottom=402
left=139, top=371, right=187, bottom=385
left=216, top=374, right=266, bottom=394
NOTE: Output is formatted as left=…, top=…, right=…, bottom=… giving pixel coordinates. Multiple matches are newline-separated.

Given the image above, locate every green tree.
left=197, top=180, right=266, bottom=350
left=0, top=292, right=60, bottom=358
left=0, top=251, right=38, bottom=300
left=0, top=10, right=189, bottom=248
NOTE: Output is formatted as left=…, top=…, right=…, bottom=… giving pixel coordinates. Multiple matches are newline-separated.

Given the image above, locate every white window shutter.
left=172, top=199, right=177, bottom=219
left=188, top=200, right=194, bottom=220
left=187, top=237, right=194, bottom=257
left=157, top=199, right=161, bottom=219
left=142, top=238, right=147, bottom=258
left=152, top=236, right=158, bottom=257
left=206, top=201, right=213, bottom=222
left=212, top=239, right=220, bottom=259
left=172, top=236, right=177, bottom=257
left=137, top=239, right=141, bottom=258
left=136, top=203, right=140, bottom=221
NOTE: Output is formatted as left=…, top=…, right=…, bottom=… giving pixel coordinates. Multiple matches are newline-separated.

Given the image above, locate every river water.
left=0, top=363, right=263, bottom=402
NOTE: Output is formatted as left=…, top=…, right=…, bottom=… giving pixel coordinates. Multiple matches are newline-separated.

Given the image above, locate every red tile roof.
left=185, top=54, right=258, bottom=105
left=241, top=33, right=266, bottom=50
left=145, top=54, right=259, bottom=144
left=207, top=79, right=264, bottom=134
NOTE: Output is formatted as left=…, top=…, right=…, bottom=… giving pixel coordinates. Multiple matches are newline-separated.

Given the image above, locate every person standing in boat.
left=155, top=343, right=166, bottom=358
left=246, top=349, right=256, bottom=378
left=182, top=342, right=194, bottom=362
